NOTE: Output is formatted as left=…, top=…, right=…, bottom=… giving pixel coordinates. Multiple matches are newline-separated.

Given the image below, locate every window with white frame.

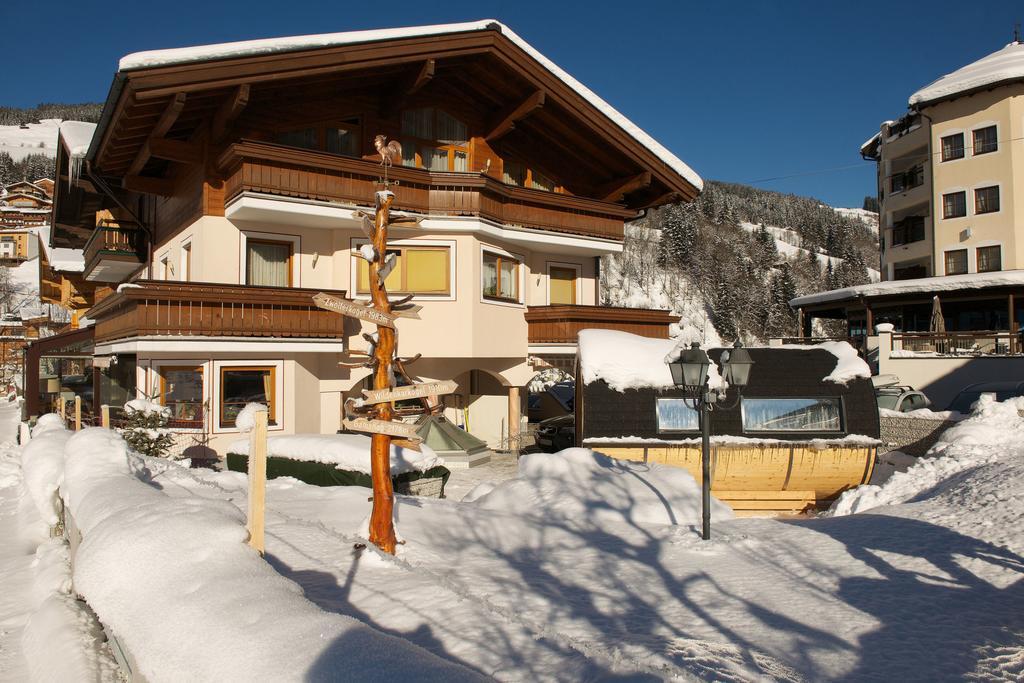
left=548, top=264, right=579, bottom=304
left=482, top=250, right=521, bottom=302
left=219, top=365, right=277, bottom=428
left=354, top=244, right=451, bottom=295
left=741, top=397, right=842, bottom=432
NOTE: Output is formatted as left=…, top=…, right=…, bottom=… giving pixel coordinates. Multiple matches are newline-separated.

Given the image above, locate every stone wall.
left=878, top=416, right=957, bottom=457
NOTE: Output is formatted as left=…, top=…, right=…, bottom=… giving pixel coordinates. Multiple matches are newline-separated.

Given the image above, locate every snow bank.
left=32, top=412, right=65, bottom=436
left=910, top=42, right=1024, bottom=106
left=117, top=20, right=702, bottom=192
left=830, top=394, right=1024, bottom=516
left=878, top=407, right=965, bottom=422
left=473, top=447, right=733, bottom=527
left=60, top=428, right=479, bottom=681
left=20, top=423, right=71, bottom=526
left=228, top=433, right=443, bottom=475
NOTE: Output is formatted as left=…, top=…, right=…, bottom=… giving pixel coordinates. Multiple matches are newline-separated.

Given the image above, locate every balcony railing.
left=892, top=331, right=1022, bottom=356
left=525, top=305, right=678, bottom=343
left=889, top=165, right=925, bottom=194
left=87, top=280, right=349, bottom=343
left=83, top=221, right=146, bottom=282
left=218, top=141, right=634, bottom=241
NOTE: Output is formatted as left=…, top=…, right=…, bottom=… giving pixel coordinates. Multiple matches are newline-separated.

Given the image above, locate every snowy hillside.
left=834, top=207, right=879, bottom=233
left=739, top=221, right=881, bottom=282
left=0, top=119, right=60, bottom=161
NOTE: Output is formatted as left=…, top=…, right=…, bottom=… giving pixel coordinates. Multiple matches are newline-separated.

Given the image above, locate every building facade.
left=39, top=21, right=699, bottom=455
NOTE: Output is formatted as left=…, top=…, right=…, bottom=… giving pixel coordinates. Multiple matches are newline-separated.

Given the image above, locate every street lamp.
left=667, top=341, right=753, bottom=540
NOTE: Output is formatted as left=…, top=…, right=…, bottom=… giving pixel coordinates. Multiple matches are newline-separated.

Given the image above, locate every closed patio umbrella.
left=930, top=295, right=946, bottom=353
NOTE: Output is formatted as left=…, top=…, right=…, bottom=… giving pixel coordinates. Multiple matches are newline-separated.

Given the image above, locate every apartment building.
left=34, top=21, right=699, bottom=456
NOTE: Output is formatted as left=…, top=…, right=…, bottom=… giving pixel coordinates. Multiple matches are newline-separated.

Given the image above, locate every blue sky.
left=6, top=1, right=1023, bottom=207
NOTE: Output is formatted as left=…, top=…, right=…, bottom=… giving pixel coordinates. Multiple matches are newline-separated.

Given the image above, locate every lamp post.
left=667, top=341, right=753, bottom=540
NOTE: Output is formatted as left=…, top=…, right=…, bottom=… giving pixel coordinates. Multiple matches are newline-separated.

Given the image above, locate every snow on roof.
left=860, top=131, right=881, bottom=154
left=117, top=20, right=703, bottom=192
left=577, top=329, right=868, bottom=391
left=790, top=270, right=1024, bottom=308
left=58, top=121, right=97, bottom=158
left=36, top=225, right=85, bottom=273
left=910, top=41, right=1024, bottom=107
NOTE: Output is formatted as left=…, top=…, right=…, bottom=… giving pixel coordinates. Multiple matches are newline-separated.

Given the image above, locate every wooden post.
left=74, top=396, right=81, bottom=431
left=247, top=409, right=268, bottom=555
left=101, top=404, right=110, bottom=429
left=508, top=386, right=521, bottom=449
left=59, top=395, right=65, bottom=423
left=368, top=190, right=398, bottom=555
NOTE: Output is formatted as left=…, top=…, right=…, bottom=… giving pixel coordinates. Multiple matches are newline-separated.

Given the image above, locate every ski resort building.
left=0, top=179, right=52, bottom=229
left=791, top=40, right=1024, bottom=408
left=34, top=20, right=697, bottom=455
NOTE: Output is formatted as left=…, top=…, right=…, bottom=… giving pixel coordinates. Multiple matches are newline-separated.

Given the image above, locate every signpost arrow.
left=362, top=380, right=458, bottom=404
left=343, top=417, right=422, bottom=440
left=314, top=292, right=397, bottom=328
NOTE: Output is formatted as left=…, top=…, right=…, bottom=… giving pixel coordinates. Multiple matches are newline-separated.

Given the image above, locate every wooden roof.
left=90, top=25, right=699, bottom=209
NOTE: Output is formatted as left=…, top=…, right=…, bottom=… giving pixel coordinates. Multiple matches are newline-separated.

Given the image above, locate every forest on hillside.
left=602, top=181, right=878, bottom=343
left=0, top=152, right=54, bottom=185
left=0, top=103, right=103, bottom=126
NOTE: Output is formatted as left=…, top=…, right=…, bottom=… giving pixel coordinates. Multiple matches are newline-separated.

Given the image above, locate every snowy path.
left=151, top=457, right=1024, bottom=681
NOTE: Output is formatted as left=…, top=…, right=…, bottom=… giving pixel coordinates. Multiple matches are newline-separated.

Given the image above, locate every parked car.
left=947, top=381, right=1024, bottom=414
left=872, top=375, right=931, bottom=413
left=535, top=414, right=575, bottom=453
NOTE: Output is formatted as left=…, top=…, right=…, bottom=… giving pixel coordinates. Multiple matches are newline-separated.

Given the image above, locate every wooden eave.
left=93, top=28, right=698, bottom=209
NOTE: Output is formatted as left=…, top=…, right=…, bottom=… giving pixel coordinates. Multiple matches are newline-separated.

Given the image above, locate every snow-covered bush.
left=119, top=400, right=174, bottom=459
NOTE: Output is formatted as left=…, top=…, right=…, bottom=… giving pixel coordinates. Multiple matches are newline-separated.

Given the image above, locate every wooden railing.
left=525, top=305, right=678, bottom=343
left=892, top=330, right=1022, bottom=356
left=83, top=222, right=145, bottom=271
left=88, top=280, right=348, bottom=343
left=218, top=141, right=633, bottom=241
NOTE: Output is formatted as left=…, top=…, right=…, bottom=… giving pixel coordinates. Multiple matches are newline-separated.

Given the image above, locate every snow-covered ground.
left=4, top=395, right=1024, bottom=680
left=0, top=120, right=60, bottom=161
left=833, top=208, right=879, bottom=234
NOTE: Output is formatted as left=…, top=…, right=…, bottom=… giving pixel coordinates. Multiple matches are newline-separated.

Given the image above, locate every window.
left=549, top=266, right=578, bottom=304
left=400, top=108, right=469, bottom=172
left=975, top=186, right=1000, bottom=214
left=941, top=133, right=964, bottom=161
left=159, top=255, right=171, bottom=280
left=160, top=366, right=204, bottom=425
left=501, top=159, right=557, bottom=192
left=973, top=126, right=997, bottom=155
left=482, top=251, right=520, bottom=302
left=891, top=216, right=925, bottom=246
left=220, top=366, right=276, bottom=428
left=355, top=245, right=450, bottom=295
left=944, top=249, right=968, bottom=275
left=273, top=118, right=362, bottom=158
left=893, top=262, right=928, bottom=280
left=182, top=243, right=192, bottom=282
left=274, top=128, right=318, bottom=150
left=325, top=119, right=361, bottom=157
left=503, top=160, right=526, bottom=187
left=977, top=245, right=1002, bottom=273
left=246, top=239, right=292, bottom=287
left=531, top=171, right=554, bottom=192
left=741, top=398, right=842, bottom=432
left=942, top=191, right=967, bottom=219
left=656, top=398, right=700, bottom=432
left=889, top=165, right=923, bottom=193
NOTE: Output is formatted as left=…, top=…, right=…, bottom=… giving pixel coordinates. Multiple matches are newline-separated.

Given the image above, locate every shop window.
left=220, top=366, right=276, bottom=428
left=741, top=397, right=842, bottom=432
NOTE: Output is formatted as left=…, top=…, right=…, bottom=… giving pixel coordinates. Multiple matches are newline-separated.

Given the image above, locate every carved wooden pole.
left=368, top=190, right=398, bottom=554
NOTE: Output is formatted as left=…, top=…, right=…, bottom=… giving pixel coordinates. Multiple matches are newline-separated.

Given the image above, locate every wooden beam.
left=640, top=190, right=679, bottom=209
left=126, top=92, right=187, bottom=176
left=486, top=90, right=545, bottom=142
left=148, top=138, right=202, bottom=164
left=211, top=84, right=250, bottom=142
left=122, top=175, right=175, bottom=196
left=597, top=171, right=651, bottom=203
left=379, top=59, right=435, bottom=118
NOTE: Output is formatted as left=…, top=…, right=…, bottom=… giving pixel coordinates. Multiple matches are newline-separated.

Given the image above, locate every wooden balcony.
left=525, top=305, right=678, bottom=344
left=84, top=221, right=146, bottom=282
left=218, top=141, right=634, bottom=241
left=88, top=280, right=348, bottom=344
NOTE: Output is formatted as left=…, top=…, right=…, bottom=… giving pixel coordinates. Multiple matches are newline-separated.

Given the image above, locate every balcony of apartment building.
left=884, top=209, right=932, bottom=279
left=86, top=279, right=348, bottom=353
left=83, top=220, right=148, bottom=282
left=218, top=141, right=635, bottom=243
left=882, top=160, right=928, bottom=211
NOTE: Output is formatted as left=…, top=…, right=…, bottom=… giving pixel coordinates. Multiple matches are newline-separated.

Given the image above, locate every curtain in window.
left=482, top=255, right=498, bottom=297
left=405, top=249, right=448, bottom=292
left=221, top=368, right=274, bottom=427
left=247, top=241, right=290, bottom=286
left=977, top=246, right=1001, bottom=272
left=326, top=128, right=358, bottom=156
left=499, top=259, right=517, bottom=299
left=503, top=161, right=526, bottom=186
left=401, top=109, right=433, bottom=139
left=549, top=267, right=576, bottom=304
left=424, top=147, right=448, bottom=171
left=453, top=150, right=468, bottom=172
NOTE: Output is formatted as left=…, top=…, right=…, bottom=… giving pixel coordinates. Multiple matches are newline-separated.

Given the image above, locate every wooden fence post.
left=59, top=397, right=66, bottom=423
left=74, top=396, right=82, bottom=431
left=247, top=409, right=268, bottom=555
left=101, top=404, right=110, bottom=429
left=19, top=422, right=30, bottom=444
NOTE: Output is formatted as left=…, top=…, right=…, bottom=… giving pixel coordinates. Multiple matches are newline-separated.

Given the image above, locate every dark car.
left=535, top=413, right=574, bottom=453
left=947, top=381, right=1024, bottom=414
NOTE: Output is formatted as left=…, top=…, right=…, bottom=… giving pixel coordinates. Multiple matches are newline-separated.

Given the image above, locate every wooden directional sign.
left=343, top=417, right=421, bottom=440
left=314, top=292, right=396, bottom=328
left=362, top=380, right=458, bottom=405
left=393, top=304, right=422, bottom=320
